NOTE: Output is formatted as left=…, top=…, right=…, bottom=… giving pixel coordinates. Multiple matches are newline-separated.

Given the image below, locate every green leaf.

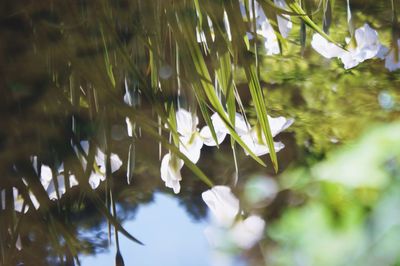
left=177, top=14, right=267, bottom=167
left=287, top=0, right=341, bottom=46
left=245, top=65, right=278, bottom=172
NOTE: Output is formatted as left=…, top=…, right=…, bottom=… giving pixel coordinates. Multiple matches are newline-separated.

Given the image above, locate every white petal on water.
left=202, top=185, right=240, bottom=227
left=47, top=175, right=66, bottom=201
left=13, top=188, right=26, bottom=213
left=89, top=172, right=104, bottom=189
left=268, top=115, right=294, bottom=137
left=200, top=113, right=228, bottom=146
left=160, top=153, right=184, bottom=194
left=376, top=45, right=389, bottom=59
left=242, top=129, right=285, bottom=156
left=29, top=192, right=40, bottom=209
left=230, top=215, right=265, bottom=249
left=110, top=153, right=123, bottom=173
left=95, top=149, right=123, bottom=174
left=258, top=19, right=280, bottom=55
left=311, top=33, right=345, bottom=59
left=69, top=175, right=79, bottom=188
left=210, top=112, right=230, bottom=134
left=312, top=23, right=383, bottom=69
left=384, top=40, right=400, bottom=71
left=274, top=0, right=292, bottom=38
left=126, top=117, right=133, bottom=137
left=339, top=51, right=361, bottom=69
left=353, top=23, right=381, bottom=61
left=234, top=112, right=251, bottom=136
left=40, top=165, right=53, bottom=190
left=200, top=126, right=227, bottom=146
left=80, top=140, right=89, bottom=155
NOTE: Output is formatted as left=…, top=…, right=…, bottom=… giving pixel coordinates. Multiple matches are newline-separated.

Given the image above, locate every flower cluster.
left=77, top=141, right=123, bottom=190
left=2, top=142, right=123, bottom=213
left=202, top=186, right=265, bottom=251
left=195, top=0, right=400, bottom=72
left=311, top=23, right=400, bottom=71
left=160, top=108, right=293, bottom=194
left=254, top=0, right=292, bottom=55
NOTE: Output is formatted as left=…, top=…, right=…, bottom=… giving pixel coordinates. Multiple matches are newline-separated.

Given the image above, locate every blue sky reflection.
left=81, top=192, right=211, bottom=266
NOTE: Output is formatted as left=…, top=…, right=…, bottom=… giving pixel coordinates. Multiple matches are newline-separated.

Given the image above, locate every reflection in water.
left=81, top=193, right=211, bottom=266
left=2, top=0, right=400, bottom=265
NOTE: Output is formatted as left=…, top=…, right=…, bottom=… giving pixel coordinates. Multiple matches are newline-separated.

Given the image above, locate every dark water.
left=1, top=0, right=400, bottom=265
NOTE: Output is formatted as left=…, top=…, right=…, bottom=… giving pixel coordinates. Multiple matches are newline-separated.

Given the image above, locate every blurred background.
left=1, top=0, right=400, bottom=265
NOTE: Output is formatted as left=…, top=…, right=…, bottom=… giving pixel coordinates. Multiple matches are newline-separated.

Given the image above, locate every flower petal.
left=268, top=115, right=294, bottom=137
left=161, top=153, right=184, bottom=194
left=242, top=131, right=285, bottom=157
left=176, top=108, right=198, bottom=136
left=126, top=117, right=133, bottom=137
left=230, top=215, right=265, bottom=249
left=200, top=126, right=227, bottom=146
left=89, top=172, right=103, bottom=189
left=40, top=165, right=53, bottom=190
left=311, top=33, right=345, bottom=59
left=202, top=185, right=240, bottom=227
left=179, top=134, right=204, bottom=163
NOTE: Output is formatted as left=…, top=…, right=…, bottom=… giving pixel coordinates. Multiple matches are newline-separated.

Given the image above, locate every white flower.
left=246, top=0, right=263, bottom=22
left=376, top=44, right=389, bottom=59
left=40, top=164, right=80, bottom=200
left=176, top=109, right=199, bottom=136
left=13, top=188, right=27, bottom=213
left=247, top=0, right=291, bottom=55
left=95, top=148, right=123, bottom=174
left=78, top=141, right=123, bottom=189
left=40, top=165, right=53, bottom=190
left=79, top=141, right=123, bottom=174
left=274, top=0, right=292, bottom=38
left=338, top=50, right=362, bottom=69
left=160, top=153, right=184, bottom=194
left=46, top=175, right=66, bottom=201
left=200, top=113, right=229, bottom=146
left=242, top=129, right=285, bottom=156
left=311, top=33, right=345, bottom=59
left=312, top=23, right=383, bottom=69
left=268, top=115, right=294, bottom=137
left=202, top=185, right=240, bottom=227
left=240, top=115, right=292, bottom=156
left=179, top=133, right=204, bottom=163
left=200, top=126, right=227, bottom=147
left=258, top=19, right=280, bottom=55
left=175, top=108, right=204, bottom=163
left=337, top=23, right=382, bottom=69
left=382, top=40, right=400, bottom=71
left=234, top=113, right=252, bottom=136
left=88, top=172, right=105, bottom=190
left=352, top=23, right=382, bottom=61
left=230, top=215, right=265, bottom=249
